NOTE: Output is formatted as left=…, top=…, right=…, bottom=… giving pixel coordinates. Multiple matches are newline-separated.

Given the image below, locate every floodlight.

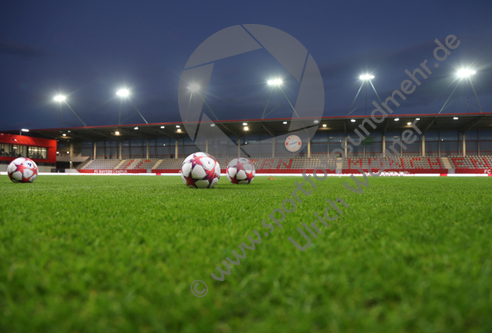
left=416, top=118, right=420, bottom=121
left=453, top=117, right=459, bottom=120
left=359, top=74, right=374, bottom=80
left=176, top=125, right=180, bottom=128
left=160, top=126, right=165, bottom=129
left=351, top=119, right=356, bottom=123
left=394, top=118, right=399, bottom=121
left=117, top=89, right=130, bottom=97
left=210, top=124, right=215, bottom=127
left=267, top=78, right=282, bottom=86
left=114, top=131, right=120, bottom=135
left=407, top=122, right=412, bottom=125
left=242, top=122, right=248, bottom=126
left=314, top=120, right=319, bottom=124
left=283, top=121, right=287, bottom=124
left=244, top=126, right=249, bottom=131
left=62, top=133, right=67, bottom=137
left=322, top=124, right=327, bottom=127
left=177, top=128, right=182, bottom=132
left=54, top=95, right=66, bottom=102
left=21, top=129, right=29, bottom=132
left=187, top=83, right=200, bottom=92
left=134, top=126, right=139, bottom=130
left=457, top=69, right=476, bottom=77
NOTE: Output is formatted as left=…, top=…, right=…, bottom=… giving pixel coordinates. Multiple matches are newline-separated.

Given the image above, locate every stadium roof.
left=3, top=112, right=492, bottom=141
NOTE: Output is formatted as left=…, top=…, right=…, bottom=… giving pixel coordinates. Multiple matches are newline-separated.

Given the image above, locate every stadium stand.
left=449, top=156, right=492, bottom=169
left=116, top=159, right=135, bottom=169
left=132, top=159, right=160, bottom=170
left=76, top=155, right=492, bottom=173
left=156, top=159, right=182, bottom=169
left=82, top=159, right=122, bottom=170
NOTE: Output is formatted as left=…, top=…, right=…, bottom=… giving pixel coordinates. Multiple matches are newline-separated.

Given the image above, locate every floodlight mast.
left=116, top=88, right=149, bottom=125
left=116, top=89, right=130, bottom=97
left=187, top=83, right=200, bottom=92
left=53, top=94, right=87, bottom=127
left=267, top=78, right=282, bottom=86
left=263, top=78, right=301, bottom=120
left=185, top=83, right=220, bottom=122
left=54, top=95, right=66, bottom=127
left=348, top=74, right=381, bottom=116
left=439, top=69, right=482, bottom=114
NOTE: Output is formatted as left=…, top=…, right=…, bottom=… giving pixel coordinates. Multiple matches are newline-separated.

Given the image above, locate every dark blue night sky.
left=1, top=0, right=491, bottom=130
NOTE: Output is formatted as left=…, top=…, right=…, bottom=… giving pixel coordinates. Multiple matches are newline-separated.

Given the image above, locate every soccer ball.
left=226, top=158, right=255, bottom=184
left=181, top=152, right=220, bottom=188
left=7, top=158, right=38, bottom=183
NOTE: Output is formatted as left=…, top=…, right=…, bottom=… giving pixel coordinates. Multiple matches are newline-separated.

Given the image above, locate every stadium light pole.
left=19, top=128, right=29, bottom=135
left=186, top=83, right=220, bottom=122
left=261, top=79, right=283, bottom=119
left=54, top=94, right=87, bottom=127
left=116, top=88, right=129, bottom=125
left=263, top=78, right=300, bottom=119
left=187, top=83, right=200, bottom=92
left=54, top=95, right=66, bottom=127
left=439, top=69, right=482, bottom=114
left=348, top=74, right=382, bottom=116
left=262, top=79, right=282, bottom=119
left=116, top=88, right=149, bottom=125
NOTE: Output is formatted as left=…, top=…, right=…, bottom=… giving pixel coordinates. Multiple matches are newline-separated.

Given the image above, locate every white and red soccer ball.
left=226, top=158, right=255, bottom=184
left=7, top=157, right=38, bottom=183
left=181, top=152, right=220, bottom=188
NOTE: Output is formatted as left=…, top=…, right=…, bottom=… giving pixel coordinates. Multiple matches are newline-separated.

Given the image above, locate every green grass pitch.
left=1, top=175, right=492, bottom=333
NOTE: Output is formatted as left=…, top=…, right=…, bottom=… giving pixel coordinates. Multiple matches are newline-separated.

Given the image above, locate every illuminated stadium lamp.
left=21, top=128, right=29, bottom=132
left=56, top=151, right=59, bottom=155
left=62, top=133, right=67, bottom=137
left=314, top=120, right=319, bottom=124
left=359, top=74, right=374, bottom=80
left=66, top=151, right=70, bottom=154
left=160, top=126, right=165, bottom=129
left=394, top=118, right=400, bottom=121
left=407, top=122, right=412, bottom=125
left=283, top=121, right=287, bottom=124
left=114, top=131, right=120, bottom=135
left=176, top=125, right=180, bottom=128
left=267, top=78, right=282, bottom=86
left=457, top=69, right=476, bottom=78
left=54, top=95, right=66, bottom=102
left=116, top=89, right=130, bottom=97
left=242, top=122, right=248, bottom=126
left=322, top=124, right=327, bottom=127
left=134, top=126, right=139, bottom=130
left=453, top=117, right=459, bottom=120
left=187, top=83, right=200, bottom=92
left=177, top=128, right=182, bottom=132
left=68, top=130, right=71, bottom=133
left=416, top=118, right=420, bottom=121
left=350, top=119, right=356, bottom=123
left=210, top=124, right=215, bottom=127
left=244, top=126, right=249, bottom=131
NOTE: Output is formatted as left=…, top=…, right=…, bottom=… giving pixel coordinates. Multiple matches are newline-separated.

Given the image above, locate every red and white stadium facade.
left=2, top=112, right=492, bottom=177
